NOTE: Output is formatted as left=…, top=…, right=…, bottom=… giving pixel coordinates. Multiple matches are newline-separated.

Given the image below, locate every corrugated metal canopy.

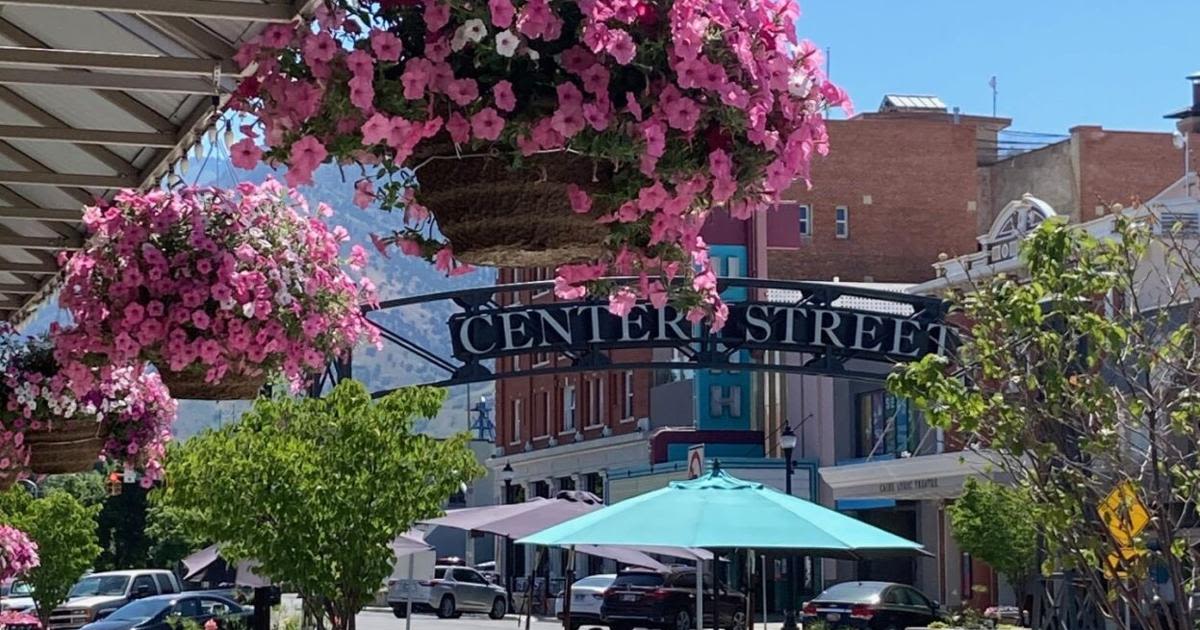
left=0, top=0, right=319, bottom=323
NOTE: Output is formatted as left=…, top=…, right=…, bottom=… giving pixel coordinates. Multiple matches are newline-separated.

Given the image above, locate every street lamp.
left=501, top=462, right=515, bottom=601
left=780, top=424, right=799, bottom=630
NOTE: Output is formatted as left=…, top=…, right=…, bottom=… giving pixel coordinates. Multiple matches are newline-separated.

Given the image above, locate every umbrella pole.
left=711, top=552, right=719, bottom=630
left=696, top=558, right=703, bottom=630
left=525, top=547, right=543, bottom=630
left=404, top=554, right=413, bottom=630
left=759, top=555, right=767, bottom=630
left=562, top=546, right=575, bottom=630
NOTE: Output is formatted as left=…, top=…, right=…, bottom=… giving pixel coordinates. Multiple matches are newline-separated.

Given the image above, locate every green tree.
left=947, top=478, right=1037, bottom=613
left=890, top=213, right=1200, bottom=630
left=40, top=472, right=106, bottom=508
left=0, top=489, right=101, bottom=625
left=160, top=380, right=482, bottom=630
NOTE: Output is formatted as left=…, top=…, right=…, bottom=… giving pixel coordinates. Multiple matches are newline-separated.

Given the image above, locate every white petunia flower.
left=495, top=30, right=519, bottom=57
left=788, top=69, right=813, bottom=98
left=463, top=18, right=487, bottom=43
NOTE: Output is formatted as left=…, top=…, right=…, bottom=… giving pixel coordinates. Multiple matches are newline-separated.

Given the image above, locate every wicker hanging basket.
left=25, top=421, right=104, bottom=475
left=415, top=149, right=611, bottom=268
left=155, top=363, right=267, bottom=401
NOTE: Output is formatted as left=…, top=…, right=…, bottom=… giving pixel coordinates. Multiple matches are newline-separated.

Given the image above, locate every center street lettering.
left=449, top=301, right=954, bottom=363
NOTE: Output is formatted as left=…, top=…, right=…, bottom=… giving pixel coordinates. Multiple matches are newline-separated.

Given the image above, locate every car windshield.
left=612, top=574, right=664, bottom=588
left=573, top=576, right=614, bottom=588
left=68, top=576, right=130, bottom=598
left=107, top=599, right=170, bottom=622
left=815, top=582, right=885, bottom=604
left=6, top=582, right=31, bottom=597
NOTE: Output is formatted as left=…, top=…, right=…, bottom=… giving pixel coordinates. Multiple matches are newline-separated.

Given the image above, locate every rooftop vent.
left=878, top=94, right=947, bottom=113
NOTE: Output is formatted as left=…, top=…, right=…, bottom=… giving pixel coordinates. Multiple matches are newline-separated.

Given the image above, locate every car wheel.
left=489, top=597, right=508, bottom=620
left=674, top=609, right=693, bottom=630
left=436, top=595, right=457, bottom=619
left=391, top=605, right=407, bottom=619
left=726, top=611, right=746, bottom=630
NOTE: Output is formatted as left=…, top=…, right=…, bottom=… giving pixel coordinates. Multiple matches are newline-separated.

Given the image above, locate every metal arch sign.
left=450, top=299, right=953, bottom=364
left=347, top=277, right=955, bottom=394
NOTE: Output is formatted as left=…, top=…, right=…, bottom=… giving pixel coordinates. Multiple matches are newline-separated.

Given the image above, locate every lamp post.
left=780, top=424, right=799, bottom=630
left=501, top=462, right=515, bottom=600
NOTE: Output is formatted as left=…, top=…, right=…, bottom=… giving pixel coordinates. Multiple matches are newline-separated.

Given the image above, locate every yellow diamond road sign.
left=1098, top=481, right=1150, bottom=547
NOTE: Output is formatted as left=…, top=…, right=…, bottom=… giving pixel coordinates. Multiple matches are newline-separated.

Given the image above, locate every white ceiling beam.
left=0, top=233, right=80, bottom=249
left=0, top=170, right=135, bottom=188
left=0, top=276, right=41, bottom=294
left=0, top=123, right=175, bottom=147
left=0, top=206, right=80, bottom=222
left=0, top=0, right=299, bottom=22
left=0, top=46, right=239, bottom=76
left=0, top=258, right=58, bottom=274
left=0, top=67, right=214, bottom=93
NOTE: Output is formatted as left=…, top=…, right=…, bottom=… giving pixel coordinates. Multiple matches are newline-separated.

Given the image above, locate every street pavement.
left=356, top=610, right=566, bottom=630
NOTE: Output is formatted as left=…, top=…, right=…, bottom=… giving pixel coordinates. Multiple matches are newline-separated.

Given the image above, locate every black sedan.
left=801, top=581, right=941, bottom=630
left=80, top=593, right=246, bottom=630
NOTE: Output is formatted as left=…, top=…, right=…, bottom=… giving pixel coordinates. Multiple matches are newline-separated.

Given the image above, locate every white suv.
left=387, top=566, right=507, bottom=620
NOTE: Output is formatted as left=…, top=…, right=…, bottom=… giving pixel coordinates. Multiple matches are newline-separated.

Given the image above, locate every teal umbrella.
left=517, top=465, right=927, bottom=559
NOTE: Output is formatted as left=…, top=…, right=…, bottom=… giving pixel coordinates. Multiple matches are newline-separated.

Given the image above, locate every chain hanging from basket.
left=226, top=0, right=851, bottom=329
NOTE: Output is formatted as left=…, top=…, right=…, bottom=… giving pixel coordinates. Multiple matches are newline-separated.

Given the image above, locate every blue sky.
left=800, top=1, right=1199, bottom=133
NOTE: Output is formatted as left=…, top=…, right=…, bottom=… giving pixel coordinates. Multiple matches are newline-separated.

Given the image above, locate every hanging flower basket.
left=156, top=365, right=266, bottom=401
left=24, top=421, right=103, bottom=475
left=229, top=0, right=850, bottom=327
left=1, top=330, right=177, bottom=482
left=415, top=148, right=609, bottom=267
left=55, top=181, right=380, bottom=400
left=0, top=525, right=38, bottom=583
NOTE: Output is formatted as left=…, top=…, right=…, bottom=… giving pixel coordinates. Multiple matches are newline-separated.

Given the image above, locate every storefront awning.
left=819, top=450, right=1009, bottom=501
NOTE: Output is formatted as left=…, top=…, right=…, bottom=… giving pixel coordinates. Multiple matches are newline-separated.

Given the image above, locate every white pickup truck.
left=49, top=570, right=182, bottom=630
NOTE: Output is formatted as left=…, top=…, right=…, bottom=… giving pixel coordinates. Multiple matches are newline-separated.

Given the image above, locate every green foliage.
left=948, top=478, right=1037, bottom=602
left=0, top=488, right=101, bottom=625
left=890, top=214, right=1200, bottom=630
left=144, top=495, right=207, bottom=570
left=40, top=472, right=106, bottom=508
left=159, top=380, right=482, bottom=630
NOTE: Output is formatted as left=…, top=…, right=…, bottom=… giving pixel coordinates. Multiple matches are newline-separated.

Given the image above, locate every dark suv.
left=602, top=569, right=745, bottom=630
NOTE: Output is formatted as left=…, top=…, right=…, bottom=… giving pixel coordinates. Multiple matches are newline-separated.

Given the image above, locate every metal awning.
left=0, top=0, right=318, bottom=323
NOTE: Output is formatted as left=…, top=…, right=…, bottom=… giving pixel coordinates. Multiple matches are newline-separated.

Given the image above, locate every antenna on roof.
left=989, top=76, right=998, bottom=117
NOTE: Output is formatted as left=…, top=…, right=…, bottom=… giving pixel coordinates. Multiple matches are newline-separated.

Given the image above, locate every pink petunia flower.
left=492, top=80, right=516, bottom=111
left=353, top=179, right=375, bottom=209
left=230, top=138, right=262, bottom=170
left=470, top=108, right=505, bottom=141
left=370, top=29, right=403, bottom=61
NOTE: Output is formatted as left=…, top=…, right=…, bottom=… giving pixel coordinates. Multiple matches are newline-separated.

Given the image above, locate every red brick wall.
left=494, top=267, right=651, bottom=453
left=1075, top=127, right=1198, bottom=215
left=765, top=118, right=982, bottom=283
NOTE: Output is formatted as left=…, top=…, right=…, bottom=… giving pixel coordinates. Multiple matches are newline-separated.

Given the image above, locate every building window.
left=558, top=476, right=576, bottom=491
left=512, top=268, right=523, bottom=283
left=798, top=205, right=811, bottom=236
left=623, top=371, right=634, bottom=419
left=855, top=390, right=919, bottom=458
left=835, top=206, right=849, bottom=239
left=585, top=472, right=604, bottom=499
left=511, top=398, right=523, bottom=445
left=587, top=377, right=604, bottom=427
left=536, top=391, right=550, bottom=437
left=563, top=384, right=576, bottom=432
left=533, top=352, right=550, bottom=367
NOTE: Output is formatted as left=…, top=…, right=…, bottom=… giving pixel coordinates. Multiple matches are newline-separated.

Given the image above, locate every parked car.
left=554, top=574, right=616, bottom=630
left=801, top=581, right=941, bottom=630
left=49, top=571, right=182, bottom=630
left=386, top=565, right=508, bottom=620
left=2, top=580, right=36, bottom=612
left=77, top=593, right=245, bottom=630
left=601, top=569, right=746, bottom=630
